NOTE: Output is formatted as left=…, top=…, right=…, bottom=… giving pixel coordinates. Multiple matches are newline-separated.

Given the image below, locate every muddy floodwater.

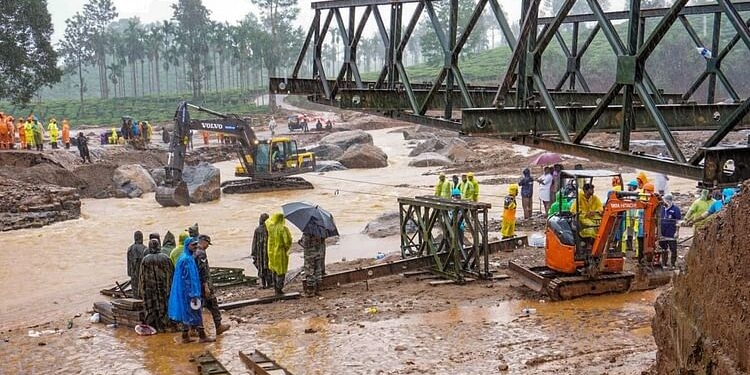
left=1, top=126, right=680, bottom=373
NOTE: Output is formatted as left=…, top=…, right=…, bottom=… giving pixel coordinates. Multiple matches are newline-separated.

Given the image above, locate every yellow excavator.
left=155, top=102, right=316, bottom=207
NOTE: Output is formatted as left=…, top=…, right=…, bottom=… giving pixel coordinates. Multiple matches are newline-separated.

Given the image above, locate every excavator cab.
left=234, top=137, right=315, bottom=177
left=545, top=170, right=627, bottom=275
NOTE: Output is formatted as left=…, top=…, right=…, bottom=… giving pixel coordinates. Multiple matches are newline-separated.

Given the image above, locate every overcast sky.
left=47, top=0, right=532, bottom=44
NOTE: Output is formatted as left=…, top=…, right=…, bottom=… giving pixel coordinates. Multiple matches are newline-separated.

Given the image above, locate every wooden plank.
left=492, top=274, right=511, bottom=280
left=429, top=278, right=476, bottom=286
left=415, top=274, right=442, bottom=281
left=239, top=350, right=293, bottom=375
left=219, top=293, right=301, bottom=311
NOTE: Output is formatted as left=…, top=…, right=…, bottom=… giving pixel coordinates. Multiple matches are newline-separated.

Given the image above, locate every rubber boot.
left=215, top=323, right=230, bottom=336
left=181, top=330, right=195, bottom=344
left=198, top=328, right=215, bottom=343
left=303, top=283, right=314, bottom=298
left=314, top=284, right=322, bottom=297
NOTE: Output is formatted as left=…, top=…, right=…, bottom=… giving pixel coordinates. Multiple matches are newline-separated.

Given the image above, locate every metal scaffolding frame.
left=272, top=0, right=750, bottom=187
left=398, top=196, right=491, bottom=282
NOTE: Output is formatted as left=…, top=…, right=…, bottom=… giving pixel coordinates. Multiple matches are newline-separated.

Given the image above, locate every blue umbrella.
left=282, top=201, right=339, bottom=238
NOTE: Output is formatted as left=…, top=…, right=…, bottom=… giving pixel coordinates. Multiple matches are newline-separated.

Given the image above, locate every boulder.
left=408, top=152, right=453, bottom=167
left=113, top=164, right=157, bottom=198
left=183, top=163, right=221, bottom=203
left=308, top=143, right=345, bottom=161
left=362, top=211, right=417, bottom=238
left=315, top=160, right=348, bottom=172
left=408, top=138, right=445, bottom=157
left=339, top=144, right=388, bottom=169
left=402, top=125, right=455, bottom=140
left=320, top=130, right=373, bottom=150
left=150, top=168, right=166, bottom=187
left=441, top=138, right=472, bottom=163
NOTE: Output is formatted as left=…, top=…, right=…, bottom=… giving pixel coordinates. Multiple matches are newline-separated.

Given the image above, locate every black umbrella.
left=282, top=201, right=339, bottom=238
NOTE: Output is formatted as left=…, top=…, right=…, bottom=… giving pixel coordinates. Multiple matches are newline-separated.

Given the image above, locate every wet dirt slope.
left=653, top=180, right=750, bottom=374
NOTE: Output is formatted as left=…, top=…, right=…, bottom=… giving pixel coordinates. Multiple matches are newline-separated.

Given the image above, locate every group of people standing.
left=0, top=113, right=92, bottom=163
left=251, top=212, right=327, bottom=298
left=434, top=172, right=480, bottom=201
left=126, top=224, right=229, bottom=343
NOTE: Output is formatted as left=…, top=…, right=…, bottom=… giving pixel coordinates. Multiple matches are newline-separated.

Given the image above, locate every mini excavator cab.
left=545, top=170, right=637, bottom=277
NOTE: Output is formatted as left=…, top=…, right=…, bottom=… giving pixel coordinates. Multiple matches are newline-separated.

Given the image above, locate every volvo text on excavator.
left=155, top=102, right=316, bottom=207
left=509, top=170, right=673, bottom=300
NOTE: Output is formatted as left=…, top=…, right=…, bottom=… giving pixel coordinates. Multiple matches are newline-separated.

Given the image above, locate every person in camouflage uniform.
left=138, top=238, right=174, bottom=332
left=127, top=231, right=147, bottom=299
left=251, top=213, right=272, bottom=288
left=194, top=234, right=230, bottom=336
left=301, top=232, right=326, bottom=297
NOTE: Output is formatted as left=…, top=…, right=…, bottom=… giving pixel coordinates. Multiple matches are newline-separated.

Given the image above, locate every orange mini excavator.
left=510, top=170, right=672, bottom=300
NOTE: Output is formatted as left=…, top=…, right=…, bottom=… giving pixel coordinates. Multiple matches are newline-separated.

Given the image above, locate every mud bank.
left=653, top=180, right=750, bottom=374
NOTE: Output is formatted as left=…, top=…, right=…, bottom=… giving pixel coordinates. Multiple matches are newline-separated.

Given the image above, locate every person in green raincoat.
left=170, top=231, right=190, bottom=266
left=266, top=213, right=292, bottom=295
left=684, top=189, right=712, bottom=226
left=47, top=119, right=59, bottom=149
left=32, top=119, right=43, bottom=151
left=547, top=191, right=571, bottom=218
left=24, top=119, right=34, bottom=150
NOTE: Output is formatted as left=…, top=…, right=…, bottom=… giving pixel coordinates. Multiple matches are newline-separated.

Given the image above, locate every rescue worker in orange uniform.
left=7, top=116, right=15, bottom=149
left=17, top=119, right=26, bottom=149
left=61, top=119, right=71, bottom=149
left=0, top=113, right=8, bottom=149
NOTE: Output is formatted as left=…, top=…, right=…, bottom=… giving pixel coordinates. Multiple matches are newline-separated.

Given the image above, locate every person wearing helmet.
left=501, top=184, right=519, bottom=239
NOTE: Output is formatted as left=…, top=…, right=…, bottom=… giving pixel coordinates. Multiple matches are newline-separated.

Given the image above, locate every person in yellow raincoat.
left=0, top=113, right=8, bottom=149
left=569, top=183, right=604, bottom=245
left=17, top=119, right=26, bottom=149
left=266, top=213, right=292, bottom=295
left=61, top=119, right=71, bottom=149
left=467, top=172, right=480, bottom=202
left=24, top=118, right=34, bottom=150
left=501, top=184, right=519, bottom=239
left=684, top=189, right=712, bottom=226
left=108, top=127, right=118, bottom=144
left=434, top=174, right=452, bottom=198
left=636, top=171, right=649, bottom=190
left=145, top=121, right=153, bottom=143
left=48, top=118, right=59, bottom=149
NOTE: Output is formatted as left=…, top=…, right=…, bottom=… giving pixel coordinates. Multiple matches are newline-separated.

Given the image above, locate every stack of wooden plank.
left=93, top=301, right=116, bottom=325
left=210, top=267, right=257, bottom=288
left=110, top=298, right=144, bottom=328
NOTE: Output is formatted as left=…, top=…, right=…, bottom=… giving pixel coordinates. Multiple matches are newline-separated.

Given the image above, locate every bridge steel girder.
left=279, top=0, right=750, bottom=186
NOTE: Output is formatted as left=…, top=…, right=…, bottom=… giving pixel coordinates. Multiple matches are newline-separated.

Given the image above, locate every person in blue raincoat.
left=699, top=187, right=736, bottom=221
left=168, top=237, right=213, bottom=343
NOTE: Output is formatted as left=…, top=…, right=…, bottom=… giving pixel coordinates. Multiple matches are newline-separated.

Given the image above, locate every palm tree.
left=124, top=18, right=144, bottom=97
left=145, top=25, right=162, bottom=96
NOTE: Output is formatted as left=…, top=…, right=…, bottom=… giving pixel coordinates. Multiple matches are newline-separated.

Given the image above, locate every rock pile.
left=0, top=178, right=81, bottom=231
left=653, top=180, right=750, bottom=374
left=313, top=130, right=388, bottom=168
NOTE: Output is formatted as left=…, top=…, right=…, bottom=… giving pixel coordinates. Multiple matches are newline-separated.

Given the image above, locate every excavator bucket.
left=155, top=181, right=190, bottom=207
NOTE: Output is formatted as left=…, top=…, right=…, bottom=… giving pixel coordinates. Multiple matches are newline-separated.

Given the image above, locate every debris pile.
left=0, top=178, right=81, bottom=231
left=653, top=180, right=750, bottom=374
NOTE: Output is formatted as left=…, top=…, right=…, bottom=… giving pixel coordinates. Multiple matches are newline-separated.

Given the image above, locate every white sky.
left=47, top=0, right=529, bottom=44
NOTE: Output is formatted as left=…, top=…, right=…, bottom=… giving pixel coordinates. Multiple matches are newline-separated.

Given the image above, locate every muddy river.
left=2, top=124, right=693, bottom=373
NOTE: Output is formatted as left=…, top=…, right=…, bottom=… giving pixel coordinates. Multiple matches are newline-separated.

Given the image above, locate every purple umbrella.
left=532, top=152, right=563, bottom=166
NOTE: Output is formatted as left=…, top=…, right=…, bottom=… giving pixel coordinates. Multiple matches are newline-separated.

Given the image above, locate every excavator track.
left=509, top=260, right=635, bottom=300
left=221, top=177, right=314, bottom=194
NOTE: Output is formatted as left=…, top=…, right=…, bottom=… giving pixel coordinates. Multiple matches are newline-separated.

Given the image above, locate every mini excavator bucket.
left=155, top=181, right=190, bottom=207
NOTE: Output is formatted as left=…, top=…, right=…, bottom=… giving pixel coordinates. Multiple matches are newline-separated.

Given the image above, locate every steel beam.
left=461, top=103, right=750, bottom=135
left=311, top=0, right=420, bottom=9
left=493, top=0, right=540, bottom=105
left=691, top=99, right=750, bottom=164
left=321, top=254, right=436, bottom=288
left=537, top=2, right=750, bottom=24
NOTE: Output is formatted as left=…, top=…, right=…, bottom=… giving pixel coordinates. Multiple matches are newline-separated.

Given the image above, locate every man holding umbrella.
left=282, top=202, right=340, bottom=297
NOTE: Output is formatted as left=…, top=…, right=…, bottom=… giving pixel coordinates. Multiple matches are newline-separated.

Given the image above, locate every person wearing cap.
left=138, top=237, right=174, bottom=332
left=251, top=213, right=273, bottom=289
left=266, top=213, right=292, bottom=295
left=569, top=183, right=603, bottom=246
left=195, top=234, right=230, bottom=336
left=127, top=231, right=147, bottom=299
left=168, top=237, right=212, bottom=343
left=659, top=195, right=681, bottom=268
left=501, top=184, right=519, bottom=239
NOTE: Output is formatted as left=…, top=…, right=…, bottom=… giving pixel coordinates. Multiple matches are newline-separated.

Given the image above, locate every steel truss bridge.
left=271, top=0, right=750, bottom=187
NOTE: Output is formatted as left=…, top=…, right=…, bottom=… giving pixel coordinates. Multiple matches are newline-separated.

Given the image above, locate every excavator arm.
left=158, top=101, right=259, bottom=207
left=588, top=191, right=661, bottom=277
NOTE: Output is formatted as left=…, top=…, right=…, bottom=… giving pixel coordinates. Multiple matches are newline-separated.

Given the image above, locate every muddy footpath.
left=1, top=98, right=749, bottom=374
